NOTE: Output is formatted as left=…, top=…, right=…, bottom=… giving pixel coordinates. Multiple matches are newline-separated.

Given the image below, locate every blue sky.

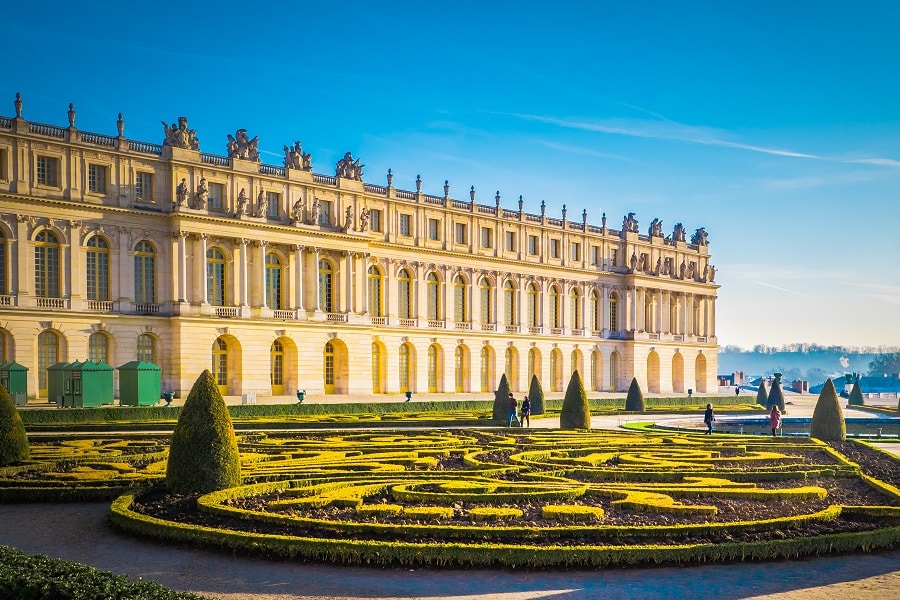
left=4, top=1, right=899, bottom=349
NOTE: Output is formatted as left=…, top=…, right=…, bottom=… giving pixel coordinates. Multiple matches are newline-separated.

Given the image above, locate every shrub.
left=166, top=370, right=241, bottom=494
left=356, top=503, right=403, bottom=517
left=468, top=506, right=523, bottom=521
left=528, top=374, right=545, bottom=415
left=0, top=384, right=29, bottom=466
left=810, top=379, right=846, bottom=442
left=625, top=378, right=645, bottom=412
left=542, top=504, right=605, bottom=522
left=560, top=370, right=591, bottom=430
left=493, top=373, right=512, bottom=421
left=403, top=506, right=455, bottom=521
left=767, top=378, right=785, bottom=412
left=848, top=380, right=864, bottom=406
left=756, top=381, right=768, bottom=407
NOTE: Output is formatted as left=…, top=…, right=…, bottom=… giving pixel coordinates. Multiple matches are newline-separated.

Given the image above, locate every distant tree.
left=625, top=378, right=645, bottom=412
left=868, top=352, right=900, bottom=376
left=528, top=374, right=545, bottom=416
left=805, top=368, right=828, bottom=386
left=755, top=380, right=768, bottom=408
left=560, top=371, right=591, bottom=430
left=492, top=373, right=512, bottom=421
left=847, top=380, right=864, bottom=406
left=0, top=385, right=29, bottom=466
left=809, top=379, right=846, bottom=441
left=771, top=367, right=801, bottom=383
left=767, top=376, right=786, bottom=413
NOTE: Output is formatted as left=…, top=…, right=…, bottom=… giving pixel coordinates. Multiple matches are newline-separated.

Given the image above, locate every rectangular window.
left=528, top=235, right=538, bottom=255
left=481, top=227, right=492, bottom=248
left=399, top=214, right=411, bottom=236
left=36, top=156, right=59, bottom=187
left=370, top=209, right=382, bottom=232
left=550, top=239, right=560, bottom=258
left=428, top=218, right=439, bottom=241
left=455, top=222, right=467, bottom=244
left=135, top=172, right=154, bottom=200
left=505, top=231, right=516, bottom=252
left=610, top=248, right=619, bottom=266
left=591, top=245, right=599, bottom=265
left=0, top=148, right=9, bottom=181
left=266, top=191, right=280, bottom=218
left=208, top=182, right=224, bottom=209
left=571, top=242, right=581, bottom=261
left=88, top=164, right=107, bottom=194
left=319, top=200, right=332, bottom=224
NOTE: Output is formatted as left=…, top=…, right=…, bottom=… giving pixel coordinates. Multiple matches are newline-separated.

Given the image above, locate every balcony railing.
left=505, top=324, right=519, bottom=333
left=648, top=333, right=660, bottom=340
left=86, top=300, right=113, bottom=312
left=371, top=316, right=388, bottom=326
left=479, top=323, right=496, bottom=332
left=454, top=322, right=472, bottom=331
left=215, top=307, right=239, bottom=318
left=399, top=318, right=417, bottom=328
left=134, top=303, right=160, bottom=314
left=696, top=336, right=708, bottom=343
left=0, top=295, right=13, bottom=306
left=36, top=297, right=68, bottom=309
left=326, top=312, right=348, bottom=323
left=528, top=326, right=543, bottom=334
left=427, top=319, right=445, bottom=329
left=673, top=334, right=685, bottom=341
left=571, top=328, right=584, bottom=336
left=272, top=309, right=297, bottom=320
left=550, top=327, right=563, bottom=335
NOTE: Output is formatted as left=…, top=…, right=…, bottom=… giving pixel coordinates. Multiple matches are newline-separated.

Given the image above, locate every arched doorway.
left=550, top=348, right=563, bottom=392
left=609, top=351, right=620, bottom=392
left=270, top=340, right=285, bottom=395
left=399, top=342, right=415, bottom=393
left=695, top=353, right=707, bottom=393
left=371, top=341, right=386, bottom=393
left=527, top=347, right=541, bottom=386
left=428, top=343, right=443, bottom=393
left=480, top=345, right=495, bottom=392
left=504, top=346, right=519, bottom=391
left=570, top=349, right=583, bottom=378
left=454, top=345, right=470, bottom=392
left=590, top=350, right=603, bottom=391
left=672, top=351, right=685, bottom=393
left=323, top=339, right=350, bottom=394
left=647, top=350, right=661, bottom=393
left=37, top=330, right=61, bottom=398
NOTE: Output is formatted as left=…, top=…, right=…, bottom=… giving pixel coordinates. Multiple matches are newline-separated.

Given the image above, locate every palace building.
left=0, top=94, right=718, bottom=400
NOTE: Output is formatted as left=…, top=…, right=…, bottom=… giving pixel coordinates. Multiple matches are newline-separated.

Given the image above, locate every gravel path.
left=1, top=502, right=897, bottom=600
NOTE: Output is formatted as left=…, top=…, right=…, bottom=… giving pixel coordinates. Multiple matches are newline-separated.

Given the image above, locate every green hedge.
left=0, top=544, right=210, bottom=599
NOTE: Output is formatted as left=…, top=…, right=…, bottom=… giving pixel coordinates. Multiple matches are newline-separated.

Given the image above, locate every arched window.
left=0, top=230, right=7, bottom=295
left=503, top=280, right=516, bottom=326
left=271, top=340, right=284, bottom=394
left=399, top=344, right=411, bottom=392
left=136, top=334, right=155, bottom=364
left=480, top=346, right=493, bottom=392
left=590, top=351, right=599, bottom=391
left=570, top=287, right=581, bottom=330
left=134, top=241, right=156, bottom=304
left=371, top=342, right=383, bottom=393
left=367, top=266, right=383, bottom=317
left=86, top=236, right=110, bottom=301
left=426, top=272, right=441, bottom=320
left=669, top=294, right=678, bottom=334
left=454, top=345, right=467, bottom=392
left=398, top=268, right=412, bottom=319
left=644, top=293, right=654, bottom=332
left=609, top=351, right=620, bottom=392
left=571, top=349, right=583, bottom=377
left=505, top=346, right=518, bottom=390
left=549, top=286, right=560, bottom=329
left=609, top=292, right=619, bottom=331
left=212, top=338, right=228, bottom=393
left=35, top=230, right=60, bottom=298
left=206, top=248, right=226, bottom=306
left=265, top=254, right=283, bottom=310
left=324, top=341, right=336, bottom=393
left=527, top=347, right=539, bottom=384
left=88, top=332, right=109, bottom=363
left=550, top=350, right=562, bottom=391
left=428, top=344, right=439, bottom=393
left=0, top=330, right=8, bottom=363
left=318, top=259, right=334, bottom=313
left=37, top=330, right=59, bottom=395
left=589, top=290, right=599, bottom=332
left=479, top=278, right=492, bottom=324
left=526, top=282, right=538, bottom=327
left=453, top=275, right=467, bottom=322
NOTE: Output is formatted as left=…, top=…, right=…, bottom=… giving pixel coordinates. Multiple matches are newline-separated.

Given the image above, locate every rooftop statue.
left=226, top=129, right=260, bottom=161
left=649, top=217, right=663, bottom=237
left=622, top=212, right=639, bottom=233
left=162, top=117, right=200, bottom=150
left=283, top=141, right=312, bottom=171
left=691, top=227, right=709, bottom=246
left=336, top=152, right=364, bottom=180
left=672, top=222, right=686, bottom=243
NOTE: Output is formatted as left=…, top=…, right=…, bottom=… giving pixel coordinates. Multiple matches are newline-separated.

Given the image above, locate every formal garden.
left=1, top=372, right=899, bottom=595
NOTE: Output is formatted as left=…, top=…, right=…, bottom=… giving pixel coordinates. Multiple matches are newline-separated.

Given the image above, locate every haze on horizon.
left=3, top=1, right=898, bottom=350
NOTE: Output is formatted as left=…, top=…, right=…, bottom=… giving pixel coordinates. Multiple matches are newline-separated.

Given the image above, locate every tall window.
left=0, top=231, right=7, bottom=295
left=208, top=182, right=224, bottom=209
left=609, top=293, right=619, bottom=331
left=428, top=218, right=439, bottom=241
left=318, top=259, right=333, bottom=312
left=367, top=266, right=383, bottom=317
left=550, top=350, right=561, bottom=392
left=212, top=338, right=228, bottom=392
left=324, top=341, right=335, bottom=392
left=528, top=348, right=538, bottom=384
left=526, top=282, right=538, bottom=327
left=549, top=286, right=560, bottom=329
left=455, top=346, right=466, bottom=392
left=271, top=340, right=284, bottom=394
left=428, top=345, right=439, bottom=393
left=503, top=280, right=516, bottom=326
left=88, top=332, right=109, bottom=363
left=370, top=209, right=382, bottom=232
left=37, top=330, right=59, bottom=394
left=453, top=275, right=466, bottom=322
left=570, top=288, right=581, bottom=330
left=266, top=191, right=280, bottom=218
left=85, top=236, right=110, bottom=301
left=0, top=330, right=7, bottom=363
left=505, top=231, right=515, bottom=252
left=550, top=239, right=560, bottom=258
left=206, top=248, right=226, bottom=306
left=455, top=223, right=467, bottom=244
left=571, top=243, right=581, bottom=261
left=480, top=346, right=492, bottom=392
left=399, top=344, right=410, bottom=392
left=426, top=272, right=440, bottom=320
left=88, top=164, right=107, bottom=194
left=136, top=334, right=155, bottom=363
left=610, top=248, right=619, bottom=266
left=504, top=347, right=517, bottom=387
left=371, top=343, right=382, bottom=393
left=399, top=214, right=411, bottom=236
left=398, top=268, right=412, bottom=319
left=480, top=227, right=492, bottom=248
left=135, top=172, right=153, bottom=200
left=479, top=278, right=492, bottom=324
left=318, top=200, right=332, bottom=225
left=265, top=253, right=282, bottom=309
left=589, top=291, right=599, bottom=332
left=134, top=241, right=156, bottom=304
left=590, top=351, right=599, bottom=391
left=528, top=235, right=538, bottom=255
left=35, top=230, right=60, bottom=298
left=36, top=156, right=59, bottom=186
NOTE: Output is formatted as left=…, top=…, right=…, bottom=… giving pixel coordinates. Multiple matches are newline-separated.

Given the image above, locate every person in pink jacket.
left=768, top=405, right=782, bottom=437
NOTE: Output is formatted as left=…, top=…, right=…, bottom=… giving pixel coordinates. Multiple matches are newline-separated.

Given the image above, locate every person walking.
left=703, top=403, right=715, bottom=435
left=769, top=405, right=782, bottom=437
left=520, top=395, right=531, bottom=428
left=506, top=393, right=519, bottom=427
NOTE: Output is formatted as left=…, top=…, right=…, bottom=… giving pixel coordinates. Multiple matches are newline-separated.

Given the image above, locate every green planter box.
left=0, top=361, right=28, bottom=404
left=47, top=362, right=74, bottom=407
left=116, top=361, right=161, bottom=406
left=70, top=361, right=114, bottom=408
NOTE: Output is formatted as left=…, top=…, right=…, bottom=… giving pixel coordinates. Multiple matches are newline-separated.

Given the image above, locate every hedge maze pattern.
left=5, top=430, right=900, bottom=567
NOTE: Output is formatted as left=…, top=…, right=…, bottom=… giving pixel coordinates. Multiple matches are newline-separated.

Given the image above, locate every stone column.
left=343, top=250, right=353, bottom=313
left=238, top=238, right=249, bottom=307
left=293, top=245, right=304, bottom=310
left=196, top=234, right=208, bottom=303
left=177, top=232, right=188, bottom=303
left=258, top=241, right=268, bottom=308
left=361, top=254, right=370, bottom=315
left=15, top=216, right=30, bottom=296
left=312, top=247, right=321, bottom=311
left=66, top=220, right=80, bottom=300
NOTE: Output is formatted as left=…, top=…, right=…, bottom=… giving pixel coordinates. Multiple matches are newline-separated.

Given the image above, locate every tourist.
left=769, top=405, right=782, bottom=437
left=520, top=395, right=531, bottom=428
left=507, top=393, right=519, bottom=427
left=703, top=403, right=715, bottom=434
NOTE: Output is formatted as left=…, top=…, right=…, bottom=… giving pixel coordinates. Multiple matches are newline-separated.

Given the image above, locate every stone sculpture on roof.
left=691, top=227, right=709, bottom=246
left=336, top=152, right=364, bottom=180
left=672, top=223, right=686, bottom=243
left=283, top=141, right=312, bottom=171
left=622, top=212, right=639, bottom=233
left=162, top=117, right=200, bottom=150
left=649, top=218, right=663, bottom=237
left=226, top=129, right=259, bottom=161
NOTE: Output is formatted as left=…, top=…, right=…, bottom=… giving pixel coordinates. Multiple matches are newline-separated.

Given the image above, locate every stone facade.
left=0, top=96, right=718, bottom=400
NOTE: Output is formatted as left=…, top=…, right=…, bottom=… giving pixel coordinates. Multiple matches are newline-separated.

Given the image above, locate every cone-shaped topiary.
left=528, top=374, right=545, bottom=415
left=756, top=380, right=768, bottom=407
left=492, top=373, right=512, bottom=421
left=625, top=378, right=645, bottom=412
left=767, top=378, right=786, bottom=412
left=560, top=370, right=591, bottom=430
left=0, top=384, right=29, bottom=466
left=810, top=379, right=846, bottom=441
left=166, top=370, right=241, bottom=494
left=848, top=380, right=864, bottom=406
